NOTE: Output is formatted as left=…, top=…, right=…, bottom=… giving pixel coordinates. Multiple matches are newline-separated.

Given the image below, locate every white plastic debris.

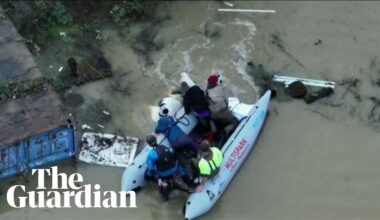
left=103, top=110, right=110, bottom=115
left=218, top=8, right=276, bottom=13
left=58, top=66, right=63, bottom=72
left=95, top=30, right=102, bottom=40
left=273, top=75, right=336, bottom=88
left=59, top=32, right=67, bottom=37
left=82, top=124, right=93, bottom=130
left=49, top=65, right=54, bottom=68
left=223, top=1, right=234, bottom=7
left=78, top=133, right=138, bottom=168
left=97, top=124, right=105, bottom=128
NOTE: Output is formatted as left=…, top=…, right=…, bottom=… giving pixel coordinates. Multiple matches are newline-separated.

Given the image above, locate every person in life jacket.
left=206, top=74, right=238, bottom=136
left=145, top=135, right=190, bottom=201
left=195, top=140, right=223, bottom=192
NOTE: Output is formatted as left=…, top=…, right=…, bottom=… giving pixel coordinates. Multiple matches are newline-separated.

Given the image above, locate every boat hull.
left=184, top=90, right=271, bottom=220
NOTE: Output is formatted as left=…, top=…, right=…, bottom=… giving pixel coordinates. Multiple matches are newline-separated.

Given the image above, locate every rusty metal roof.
left=0, top=8, right=68, bottom=146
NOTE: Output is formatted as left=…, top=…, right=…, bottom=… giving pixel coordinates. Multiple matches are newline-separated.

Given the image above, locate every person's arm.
left=183, top=95, right=191, bottom=114
left=196, top=176, right=209, bottom=192
left=154, top=118, right=167, bottom=133
left=171, top=88, right=182, bottom=95
left=221, top=86, right=229, bottom=108
left=146, top=150, right=158, bottom=171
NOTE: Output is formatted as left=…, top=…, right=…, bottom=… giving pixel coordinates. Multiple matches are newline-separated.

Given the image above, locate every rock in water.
left=205, top=22, right=223, bottom=38
left=286, top=81, right=307, bottom=98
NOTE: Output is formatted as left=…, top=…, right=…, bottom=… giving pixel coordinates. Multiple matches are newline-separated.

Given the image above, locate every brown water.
left=1, top=1, right=380, bottom=220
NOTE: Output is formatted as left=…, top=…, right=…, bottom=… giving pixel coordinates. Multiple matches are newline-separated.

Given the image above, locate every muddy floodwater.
left=1, top=1, right=380, bottom=220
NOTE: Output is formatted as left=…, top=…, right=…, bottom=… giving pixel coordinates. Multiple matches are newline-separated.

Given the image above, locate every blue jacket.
left=155, top=116, right=184, bottom=143
left=146, top=148, right=184, bottom=177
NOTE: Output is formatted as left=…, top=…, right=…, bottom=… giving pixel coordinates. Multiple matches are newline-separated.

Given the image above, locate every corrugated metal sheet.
left=0, top=126, right=75, bottom=179
left=0, top=142, right=25, bottom=178
left=27, top=126, right=76, bottom=169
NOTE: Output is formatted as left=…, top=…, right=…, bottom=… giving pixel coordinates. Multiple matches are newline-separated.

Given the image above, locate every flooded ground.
left=1, top=1, right=380, bottom=220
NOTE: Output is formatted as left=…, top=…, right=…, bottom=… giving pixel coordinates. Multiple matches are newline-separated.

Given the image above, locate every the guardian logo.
left=7, top=166, right=137, bottom=208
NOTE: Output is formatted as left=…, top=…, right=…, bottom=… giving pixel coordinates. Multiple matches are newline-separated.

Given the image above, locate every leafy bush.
left=0, top=79, right=46, bottom=103
left=110, top=0, right=147, bottom=26
left=34, top=0, right=73, bottom=27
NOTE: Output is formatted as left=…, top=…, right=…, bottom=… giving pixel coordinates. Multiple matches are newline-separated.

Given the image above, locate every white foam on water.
left=143, top=16, right=259, bottom=99
left=181, top=50, right=194, bottom=73
left=217, top=18, right=259, bottom=98
left=145, top=32, right=213, bottom=86
left=177, top=43, right=212, bottom=77
left=199, top=18, right=208, bottom=30
left=172, top=36, right=193, bottom=49
left=230, top=18, right=257, bottom=37
left=230, top=40, right=260, bottom=98
left=152, top=54, right=170, bottom=82
left=229, top=18, right=256, bottom=49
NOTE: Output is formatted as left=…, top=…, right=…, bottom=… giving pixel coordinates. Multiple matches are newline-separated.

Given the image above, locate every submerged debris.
left=369, top=97, right=380, bottom=123
left=72, top=100, right=112, bottom=133
left=304, top=87, right=334, bottom=104
left=273, top=75, right=335, bottom=88
left=245, top=61, right=335, bottom=103
left=340, top=78, right=361, bottom=101
left=63, top=93, right=84, bottom=108
left=108, top=71, right=132, bottom=96
left=245, top=61, right=290, bottom=101
left=204, top=22, right=223, bottom=38
left=314, top=39, right=323, bottom=46
left=59, top=55, right=112, bottom=86
left=279, top=80, right=334, bottom=104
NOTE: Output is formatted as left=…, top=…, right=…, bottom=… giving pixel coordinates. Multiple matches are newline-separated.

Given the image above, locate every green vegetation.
left=110, top=0, right=146, bottom=25
left=0, top=10, right=6, bottom=25
left=1, top=0, right=155, bottom=51
left=0, top=78, right=46, bottom=103
left=34, top=0, right=74, bottom=27
left=0, top=76, right=69, bottom=104
left=0, top=0, right=160, bottom=103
